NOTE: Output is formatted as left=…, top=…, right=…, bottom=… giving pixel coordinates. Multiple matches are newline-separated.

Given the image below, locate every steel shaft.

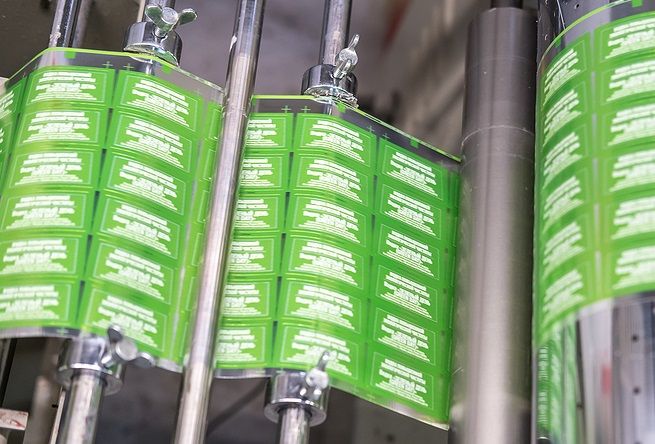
left=172, top=1, right=266, bottom=442
left=450, top=5, right=536, bottom=444
left=49, top=0, right=84, bottom=47
left=55, top=371, right=106, bottom=444
left=276, top=407, right=310, bottom=444
left=318, top=0, right=352, bottom=65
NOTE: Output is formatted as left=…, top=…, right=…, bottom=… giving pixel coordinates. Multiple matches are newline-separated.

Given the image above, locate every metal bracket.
left=264, top=351, right=331, bottom=427
left=56, top=326, right=154, bottom=395
left=123, top=4, right=197, bottom=65
left=302, top=35, right=360, bottom=106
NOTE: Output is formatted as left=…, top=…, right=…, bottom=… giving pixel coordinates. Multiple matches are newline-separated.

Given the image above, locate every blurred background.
left=0, top=1, right=535, bottom=442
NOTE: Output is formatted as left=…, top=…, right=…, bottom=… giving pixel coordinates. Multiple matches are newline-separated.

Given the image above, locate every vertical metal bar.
left=71, top=0, right=93, bottom=47
left=49, top=0, right=83, bottom=47
left=24, top=339, right=63, bottom=444
left=0, top=340, right=15, bottom=403
left=172, top=1, right=266, bottom=442
left=55, top=371, right=106, bottom=444
left=318, top=0, right=352, bottom=65
left=450, top=5, right=536, bottom=444
left=276, top=407, right=310, bottom=444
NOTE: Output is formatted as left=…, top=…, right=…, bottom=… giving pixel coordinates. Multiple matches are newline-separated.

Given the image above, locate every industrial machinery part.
left=450, top=3, right=536, bottom=444
left=55, top=327, right=154, bottom=444
left=124, top=0, right=197, bottom=65
left=535, top=1, right=655, bottom=443
left=301, top=0, right=359, bottom=106
left=265, top=352, right=331, bottom=444
left=172, top=1, right=266, bottom=442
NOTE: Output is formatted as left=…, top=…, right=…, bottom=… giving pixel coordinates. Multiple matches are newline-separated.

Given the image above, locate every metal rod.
left=318, top=0, right=352, bottom=65
left=71, top=0, right=92, bottom=47
left=491, top=0, right=522, bottom=7
left=55, top=371, right=106, bottom=444
left=276, top=407, right=310, bottom=444
left=450, top=6, right=536, bottom=444
left=49, top=0, right=84, bottom=47
left=172, top=0, right=266, bottom=442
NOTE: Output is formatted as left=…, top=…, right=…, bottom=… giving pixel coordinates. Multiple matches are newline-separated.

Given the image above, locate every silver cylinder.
left=49, top=0, right=84, bottom=47
left=55, top=371, right=106, bottom=444
left=318, top=0, right=352, bottom=65
left=71, top=0, right=92, bottom=48
left=276, top=407, right=310, bottom=444
left=450, top=6, right=536, bottom=444
left=172, top=1, right=266, bottom=442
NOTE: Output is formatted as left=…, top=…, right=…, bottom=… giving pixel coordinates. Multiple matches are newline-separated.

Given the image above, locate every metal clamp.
left=302, top=35, right=360, bottom=106
left=264, top=351, right=331, bottom=427
left=123, top=4, right=197, bottom=65
left=56, top=326, right=154, bottom=395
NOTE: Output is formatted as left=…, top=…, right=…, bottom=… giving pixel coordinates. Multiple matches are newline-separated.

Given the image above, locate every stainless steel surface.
left=71, top=0, right=92, bottom=47
left=276, top=407, right=310, bottom=444
left=451, top=6, right=536, bottom=444
left=172, top=1, right=266, bottom=442
left=24, top=339, right=64, bottom=444
left=0, top=340, right=15, bottom=404
left=264, top=372, right=329, bottom=427
left=57, top=328, right=154, bottom=396
left=302, top=0, right=358, bottom=104
left=49, top=0, right=84, bottom=47
left=319, top=0, right=352, bottom=66
left=56, top=371, right=106, bottom=444
left=124, top=1, right=196, bottom=65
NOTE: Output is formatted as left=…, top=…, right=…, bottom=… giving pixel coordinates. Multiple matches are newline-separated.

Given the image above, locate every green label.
left=291, top=155, right=370, bottom=206
left=1, top=191, right=90, bottom=231
left=289, top=195, right=368, bottom=247
left=598, top=13, right=655, bottom=62
left=116, top=72, right=200, bottom=131
left=276, top=325, right=360, bottom=382
left=0, top=237, right=81, bottom=277
left=369, top=353, right=436, bottom=413
left=216, top=324, right=269, bottom=367
left=604, top=147, right=655, bottom=194
left=222, top=280, right=273, bottom=318
left=110, top=113, right=194, bottom=173
left=26, top=67, right=112, bottom=106
left=82, top=288, right=167, bottom=354
left=103, top=155, right=188, bottom=215
left=228, top=237, right=278, bottom=274
left=245, top=114, right=291, bottom=149
left=285, top=238, right=366, bottom=290
left=90, top=243, right=174, bottom=303
left=8, top=150, right=97, bottom=188
left=280, top=280, right=363, bottom=333
left=18, top=109, right=104, bottom=147
left=96, top=196, right=181, bottom=259
left=379, top=142, right=444, bottom=200
left=240, top=154, right=287, bottom=190
left=0, top=84, right=21, bottom=121
left=542, top=37, right=588, bottom=105
left=377, top=225, right=440, bottom=279
left=297, top=115, right=373, bottom=166
left=0, top=282, right=74, bottom=325
left=372, top=308, right=436, bottom=366
left=234, top=195, right=282, bottom=231
left=375, top=265, right=439, bottom=323
left=378, top=184, right=441, bottom=239
left=542, top=82, right=586, bottom=146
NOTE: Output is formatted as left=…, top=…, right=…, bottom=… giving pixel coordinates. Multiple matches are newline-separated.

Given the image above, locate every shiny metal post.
left=172, top=1, right=266, bottom=442
left=450, top=4, right=536, bottom=444
left=302, top=0, right=358, bottom=107
left=318, top=0, right=352, bottom=65
left=49, top=0, right=84, bottom=47
left=56, top=371, right=106, bottom=444
left=276, top=408, right=310, bottom=444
